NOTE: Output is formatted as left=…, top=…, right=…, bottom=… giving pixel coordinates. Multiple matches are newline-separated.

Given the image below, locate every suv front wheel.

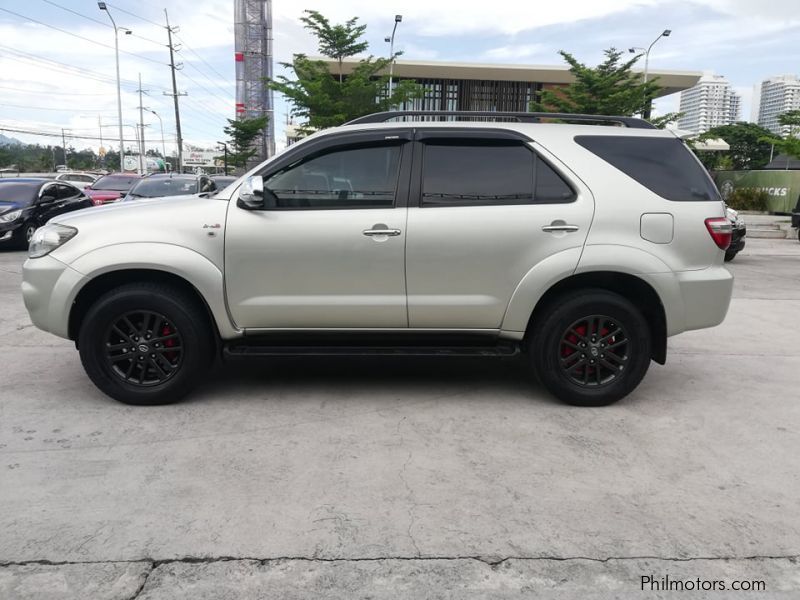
left=529, top=290, right=652, bottom=406
left=78, top=282, right=214, bottom=405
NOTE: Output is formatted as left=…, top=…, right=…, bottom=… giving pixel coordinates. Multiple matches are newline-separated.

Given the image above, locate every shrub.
left=724, top=187, right=769, bottom=211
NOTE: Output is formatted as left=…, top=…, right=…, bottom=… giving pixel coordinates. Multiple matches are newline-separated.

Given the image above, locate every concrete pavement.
left=1, top=238, right=799, bottom=598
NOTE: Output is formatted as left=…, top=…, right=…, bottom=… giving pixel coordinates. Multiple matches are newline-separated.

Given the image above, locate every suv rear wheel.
left=78, top=282, right=214, bottom=405
left=529, top=290, right=651, bottom=406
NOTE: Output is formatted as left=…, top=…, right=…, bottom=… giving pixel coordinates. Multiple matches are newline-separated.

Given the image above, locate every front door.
left=225, top=132, right=412, bottom=329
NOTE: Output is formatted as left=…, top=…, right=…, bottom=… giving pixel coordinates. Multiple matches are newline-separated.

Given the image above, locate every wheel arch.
left=523, top=271, right=668, bottom=364
left=68, top=269, right=224, bottom=348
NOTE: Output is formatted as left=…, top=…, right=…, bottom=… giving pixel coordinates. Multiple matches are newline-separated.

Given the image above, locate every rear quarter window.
left=574, top=135, right=720, bottom=202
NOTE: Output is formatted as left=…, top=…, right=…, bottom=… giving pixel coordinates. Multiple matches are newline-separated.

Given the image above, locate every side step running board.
left=223, top=343, right=520, bottom=358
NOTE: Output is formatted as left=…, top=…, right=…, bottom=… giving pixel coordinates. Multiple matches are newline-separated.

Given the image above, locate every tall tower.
left=234, top=0, right=275, bottom=165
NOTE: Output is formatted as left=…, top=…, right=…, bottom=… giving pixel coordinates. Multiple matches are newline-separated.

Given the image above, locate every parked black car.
left=123, top=174, right=216, bottom=201
left=725, top=206, right=746, bottom=262
left=791, top=194, right=800, bottom=243
left=0, top=178, right=93, bottom=249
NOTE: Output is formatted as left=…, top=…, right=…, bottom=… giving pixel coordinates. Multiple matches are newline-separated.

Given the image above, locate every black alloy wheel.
left=529, top=289, right=651, bottom=406
left=104, top=310, right=183, bottom=386
left=79, top=282, right=214, bottom=405
left=558, top=315, right=630, bottom=388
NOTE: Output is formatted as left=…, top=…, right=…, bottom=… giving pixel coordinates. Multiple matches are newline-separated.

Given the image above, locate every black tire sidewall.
left=530, top=291, right=651, bottom=406
left=78, top=285, right=213, bottom=405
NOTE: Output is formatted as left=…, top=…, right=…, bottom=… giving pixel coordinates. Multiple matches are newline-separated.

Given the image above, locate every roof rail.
left=345, top=110, right=656, bottom=129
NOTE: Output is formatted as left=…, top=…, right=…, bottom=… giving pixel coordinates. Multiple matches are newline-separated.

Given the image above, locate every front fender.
left=66, top=242, right=240, bottom=339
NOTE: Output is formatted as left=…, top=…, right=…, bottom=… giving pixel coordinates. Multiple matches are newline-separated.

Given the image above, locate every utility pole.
left=137, top=73, right=147, bottom=175
left=164, top=9, right=186, bottom=173
left=61, top=128, right=67, bottom=168
left=217, top=141, right=228, bottom=175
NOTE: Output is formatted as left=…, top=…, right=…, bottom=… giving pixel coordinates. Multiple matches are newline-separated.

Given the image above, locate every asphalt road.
left=1, top=239, right=799, bottom=599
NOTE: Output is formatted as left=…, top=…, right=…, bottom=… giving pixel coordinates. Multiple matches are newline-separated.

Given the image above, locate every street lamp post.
left=98, top=2, right=131, bottom=172
left=629, top=29, right=671, bottom=119
left=147, top=108, right=167, bottom=170
left=217, top=141, right=229, bottom=175
left=385, top=14, right=402, bottom=97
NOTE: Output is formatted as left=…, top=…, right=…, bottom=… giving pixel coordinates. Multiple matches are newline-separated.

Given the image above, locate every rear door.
left=405, top=129, right=593, bottom=329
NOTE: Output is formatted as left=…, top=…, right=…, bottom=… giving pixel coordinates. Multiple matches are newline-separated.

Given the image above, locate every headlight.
left=0, top=209, right=22, bottom=223
left=28, top=224, right=78, bottom=258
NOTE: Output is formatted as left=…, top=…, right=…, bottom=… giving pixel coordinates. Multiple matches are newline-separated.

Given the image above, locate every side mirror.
left=237, top=176, right=264, bottom=210
left=237, top=176, right=280, bottom=210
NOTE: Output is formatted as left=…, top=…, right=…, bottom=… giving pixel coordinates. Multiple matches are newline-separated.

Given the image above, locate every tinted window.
left=55, top=184, right=79, bottom=199
left=575, top=136, right=720, bottom=202
left=536, top=158, right=576, bottom=203
left=421, top=142, right=575, bottom=206
left=265, top=144, right=402, bottom=209
left=92, top=175, right=140, bottom=192
left=422, top=142, right=533, bottom=206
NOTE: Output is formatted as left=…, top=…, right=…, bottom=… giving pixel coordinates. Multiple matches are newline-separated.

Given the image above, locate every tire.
left=11, top=221, right=36, bottom=250
left=724, top=250, right=737, bottom=262
left=529, top=290, right=651, bottom=407
left=78, top=282, right=214, bottom=405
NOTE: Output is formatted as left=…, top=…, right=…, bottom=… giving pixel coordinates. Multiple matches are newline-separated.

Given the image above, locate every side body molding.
left=67, top=242, right=241, bottom=339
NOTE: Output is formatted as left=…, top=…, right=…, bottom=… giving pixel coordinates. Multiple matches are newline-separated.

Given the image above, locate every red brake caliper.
left=162, top=323, right=176, bottom=361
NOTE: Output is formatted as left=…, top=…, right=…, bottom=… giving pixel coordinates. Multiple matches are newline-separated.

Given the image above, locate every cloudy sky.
left=1, top=0, right=799, bottom=157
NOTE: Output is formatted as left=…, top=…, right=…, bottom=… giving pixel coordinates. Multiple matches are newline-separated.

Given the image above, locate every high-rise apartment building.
left=757, top=75, right=800, bottom=136
left=677, top=74, right=741, bottom=134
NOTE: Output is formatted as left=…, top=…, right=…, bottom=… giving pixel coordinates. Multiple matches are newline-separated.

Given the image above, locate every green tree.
left=220, top=116, right=269, bottom=169
left=271, top=54, right=422, bottom=130
left=300, top=10, right=369, bottom=83
left=698, top=122, right=774, bottom=170
left=270, top=11, right=422, bottom=130
left=759, top=110, right=800, bottom=160
left=531, top=48, right=680, bottom=128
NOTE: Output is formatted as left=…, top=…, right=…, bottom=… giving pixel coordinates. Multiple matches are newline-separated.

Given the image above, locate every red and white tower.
left=234, top=0, right=275, bottom=163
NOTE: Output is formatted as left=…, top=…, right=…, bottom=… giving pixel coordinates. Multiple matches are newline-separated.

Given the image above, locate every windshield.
left=0, top=182, right=38, bottom=205
left=92, top=175, right=140, bottom=192
left=128, top=177, right=198, bottom=198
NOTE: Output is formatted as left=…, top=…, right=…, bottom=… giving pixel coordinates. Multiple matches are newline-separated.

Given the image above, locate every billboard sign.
left=714, top=170, right=800, bottom=213
left=183, top=147, right=221, bottom=168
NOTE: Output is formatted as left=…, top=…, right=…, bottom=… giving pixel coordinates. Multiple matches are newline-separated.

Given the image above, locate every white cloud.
left=482, top=43, right=548, bottom=62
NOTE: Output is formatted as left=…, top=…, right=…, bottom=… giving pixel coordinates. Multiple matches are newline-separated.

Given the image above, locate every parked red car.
left=84, top=173, right=142, bottom=205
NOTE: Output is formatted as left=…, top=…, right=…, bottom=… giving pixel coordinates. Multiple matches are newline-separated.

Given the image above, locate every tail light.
left=705, top=217, right=732, bottom=250
left=91, top=198, right=104, bottom=206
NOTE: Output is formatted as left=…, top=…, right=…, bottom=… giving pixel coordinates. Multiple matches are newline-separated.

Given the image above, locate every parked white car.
left=54, top=172, right=98, bottom=189
left=21, top=111, right=733, bottom=407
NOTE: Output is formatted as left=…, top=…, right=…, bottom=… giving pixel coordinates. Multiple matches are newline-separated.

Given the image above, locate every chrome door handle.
left=542, top=224, right=579, bottom=233
left=363, top=228, right=401, bottom=236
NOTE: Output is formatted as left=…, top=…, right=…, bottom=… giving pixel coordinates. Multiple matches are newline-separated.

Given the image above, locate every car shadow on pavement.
left=194, top=355, right=553, bottom=406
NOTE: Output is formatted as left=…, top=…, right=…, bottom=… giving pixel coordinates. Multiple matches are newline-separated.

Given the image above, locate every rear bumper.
left=676, top=266, right=734, bottom=332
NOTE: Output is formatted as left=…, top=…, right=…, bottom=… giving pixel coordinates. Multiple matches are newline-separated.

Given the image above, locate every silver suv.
left=21, top=111, right=734, bottom=407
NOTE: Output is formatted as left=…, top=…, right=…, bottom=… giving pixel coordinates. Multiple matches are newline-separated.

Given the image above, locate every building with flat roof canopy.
left=317, top=57, right=702, bottom=114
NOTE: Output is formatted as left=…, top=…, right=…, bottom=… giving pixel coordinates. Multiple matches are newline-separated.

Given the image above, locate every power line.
left=180, top=60, right=235, bottom=103
left=103, top=2, right=163, bottom=28
left=179, top=70, right=233, bottom=108
left=39, top=0, right=166, bottom=48
left=0, top=45, right=171, bottom=93
left=0, top=103, right=118, bottom=114
left=174, top=33, right=231, bottom=83
left=0, top=7, right=166, bottom=66
left=0, top=85, right=115, bottom=97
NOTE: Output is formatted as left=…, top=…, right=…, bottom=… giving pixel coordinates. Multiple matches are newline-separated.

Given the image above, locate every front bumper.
left=729, top=226, right=746, bottom=253
left=0, top=220, right=23, bottom=242
left=21, top=254, right=86, bottom=339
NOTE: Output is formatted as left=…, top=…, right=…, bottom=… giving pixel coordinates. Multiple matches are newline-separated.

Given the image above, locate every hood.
left=48, top=194, right=230, bottom=266
left=51, top=194, right=221, bottom=229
